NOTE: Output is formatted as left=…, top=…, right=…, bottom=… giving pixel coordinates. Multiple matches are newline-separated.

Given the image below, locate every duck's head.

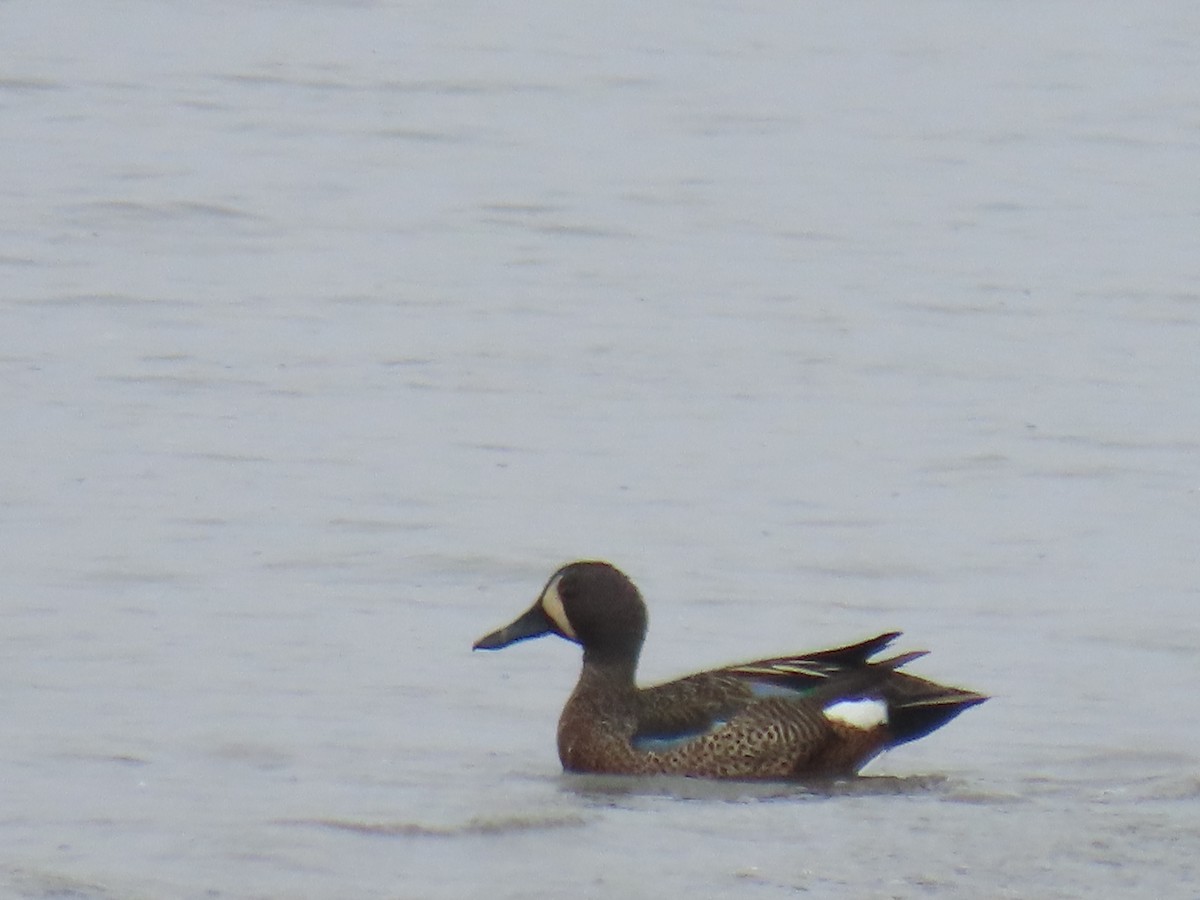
left=473, top=561, right=648, bottom=663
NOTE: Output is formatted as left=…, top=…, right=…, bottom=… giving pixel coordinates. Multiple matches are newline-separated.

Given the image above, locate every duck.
left=473, top=560, right=986, bottom=780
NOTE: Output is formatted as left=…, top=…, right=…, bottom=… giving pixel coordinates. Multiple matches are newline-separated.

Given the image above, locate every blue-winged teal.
left=474, top=561, right=986, bottom=779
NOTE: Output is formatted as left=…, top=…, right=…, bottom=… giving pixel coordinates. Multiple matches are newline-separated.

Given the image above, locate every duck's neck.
left=557, top=652, right=640, bottom=773
left=580, top=647, right=638, bottom=688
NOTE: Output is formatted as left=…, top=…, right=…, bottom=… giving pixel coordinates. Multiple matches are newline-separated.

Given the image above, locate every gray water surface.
left=3, top=2, right=1199, bottom=898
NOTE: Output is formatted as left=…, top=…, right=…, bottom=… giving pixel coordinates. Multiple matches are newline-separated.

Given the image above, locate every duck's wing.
left=631, top=671, right=754, bottom=750
left=631, top=632, right=913, bottom=750
left=717, top=632, right=985, bottom=745
left=720, top=631, right=913, bottom=686
left=724, top=639, right=987, bottom=749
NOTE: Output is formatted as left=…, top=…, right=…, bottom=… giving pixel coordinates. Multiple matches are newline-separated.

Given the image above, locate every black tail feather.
left=888, top=693, right=988, bottom=746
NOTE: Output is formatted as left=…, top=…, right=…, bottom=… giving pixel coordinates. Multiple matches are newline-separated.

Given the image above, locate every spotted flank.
left=474, top=561, right=987, bottom=780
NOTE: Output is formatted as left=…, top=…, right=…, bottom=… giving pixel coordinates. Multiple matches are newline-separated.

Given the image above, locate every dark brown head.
left=473, top=561, right=648, bottom=665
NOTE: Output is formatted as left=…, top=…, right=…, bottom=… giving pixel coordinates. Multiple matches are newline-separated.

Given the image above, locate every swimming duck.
left=474, top=561, right=986, bottom=779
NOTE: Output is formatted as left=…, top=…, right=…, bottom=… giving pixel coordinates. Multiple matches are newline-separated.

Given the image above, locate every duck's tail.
left=880, top=672, right=988, bottom=745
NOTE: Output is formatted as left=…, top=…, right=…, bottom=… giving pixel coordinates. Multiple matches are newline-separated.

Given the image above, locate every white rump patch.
left=539, top=575, right=577, bottom=640
left=823, top=698, right=888, bottom=730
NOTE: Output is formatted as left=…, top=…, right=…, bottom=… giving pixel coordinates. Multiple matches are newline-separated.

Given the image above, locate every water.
left=3, top=1, right=1199, bottom=897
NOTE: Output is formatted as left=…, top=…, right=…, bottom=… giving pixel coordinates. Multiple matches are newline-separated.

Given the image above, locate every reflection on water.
left=560, top=771, right=954, bottom=804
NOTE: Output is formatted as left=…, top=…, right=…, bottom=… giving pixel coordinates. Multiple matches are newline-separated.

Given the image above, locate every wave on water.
left=1, top=867, right=143, bottom=900
left=284, top=812, right=587, bottom=837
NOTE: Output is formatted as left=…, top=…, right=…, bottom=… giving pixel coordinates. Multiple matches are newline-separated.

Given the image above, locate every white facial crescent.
left=540, top=574, right=578, bottom=640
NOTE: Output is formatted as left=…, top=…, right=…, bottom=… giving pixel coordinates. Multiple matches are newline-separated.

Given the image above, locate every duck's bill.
left=473, top=603, right=554, bottom=650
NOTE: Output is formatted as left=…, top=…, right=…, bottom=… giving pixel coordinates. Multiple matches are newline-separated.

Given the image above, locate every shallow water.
left=3, top=1, right=1199, bottom=897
